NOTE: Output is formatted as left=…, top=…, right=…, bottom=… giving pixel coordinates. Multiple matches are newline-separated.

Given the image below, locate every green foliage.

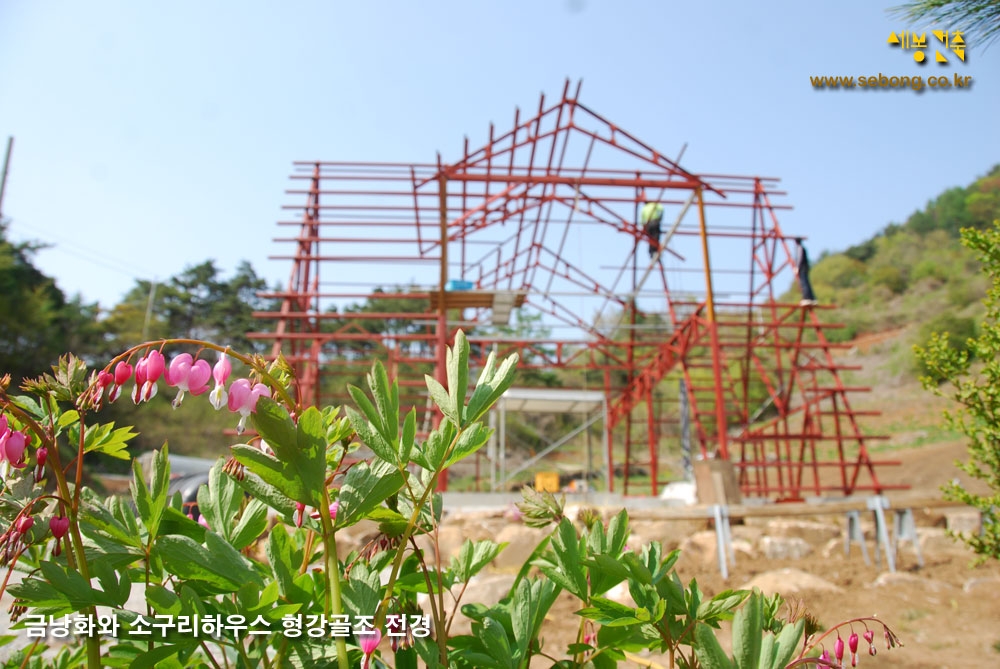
left=0, top=333, right=897, bottom=669
left=0, top=224, right=101, bottom=382
left=797, top=167, right=1000, bottom=351
left=915, top=221, right=1000, bottom=563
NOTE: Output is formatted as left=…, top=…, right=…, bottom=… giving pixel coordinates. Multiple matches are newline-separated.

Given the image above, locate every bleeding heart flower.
left=227, top=379, right=271, bottom=434
left=0, top=431, right=28, bottom=469
left=166, top=354, right=212, bottom=408
left=49, top=515, right=69, bottom=557
left=49, top=516, right=69, bottom=538
left=34, top=447, right=47, bottom=482
left=310, top=501, right=338, bottom=522
left=109, top=361, right=133, bottom=403
left=834, top=636, right=845, bottom=665
left=16, top=516, right=33, bottom=535
left=360, top=628, right=381, bottom=669
left=209, top=353, right=232, bottom=410
left=294, top=502, right=305, bottom=528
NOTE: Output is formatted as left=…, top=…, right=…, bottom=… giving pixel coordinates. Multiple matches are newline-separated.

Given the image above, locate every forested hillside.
left=807, top=165, right=1000, bottom=359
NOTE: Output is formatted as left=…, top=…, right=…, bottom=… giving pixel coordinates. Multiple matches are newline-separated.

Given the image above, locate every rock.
left=730, top=524, right=764, bottom=544
left=872, top=572, right=954, bottom=593
left=763, top=519, right=841, bottom=546
left=741, top=568, right=841, bottom=595
left=963, top=576, right=1000, bottom=593
left=605, top=581, right=636, bottom=607
left=917, top=527, right=972, bottom=556
left=491, top=524, right=549, bottom=570
left=677, top=530, right=755, bottom=563
left=758, top=535, right=812, bottom=560
left=944, top=509, right=981, bottom=534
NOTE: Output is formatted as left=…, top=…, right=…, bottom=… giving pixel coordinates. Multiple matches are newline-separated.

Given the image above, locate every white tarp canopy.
left=490, top=387, right=609, bottom=490
left=499, top=387, right=605, bottom=414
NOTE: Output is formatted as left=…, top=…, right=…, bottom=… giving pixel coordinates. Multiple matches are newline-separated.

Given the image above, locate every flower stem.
left=319, top=486, right=349, bottom=669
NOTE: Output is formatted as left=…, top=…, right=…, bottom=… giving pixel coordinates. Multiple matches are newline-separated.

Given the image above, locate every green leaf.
left=732, top=591, right=762, bottom=669
left=235, top=469, right=297, bottom=522
left=547, top=518, right=588, bottom=599
left=156, top=533, right=259, bottom=592
left=345, top=405, right=397, bottom=466
left=448, top=330, right=470, bottom=425
left=399, top=408, right=416, bottom=464
left=478, top=616, right=515, bottom=669
left=698, top=589, right=750, bottom=625
left=130, top=448, right=168, bottom=542
left=231, top=444, right=311, bottom=505
left=197, top=459, right=242, bottom=544
left=79, top=499, right=143, bottom=548
left=93, top=559, right=131, bottom=608
left=451, top=539, right=506, bottom=583
left=769, top=619, right=804, bottom=669
left=145, top=585, right=182, bottom=616
left=444, top=423, right=492, bottom=468
left=606, top=508, right=630, bottom=555
left=250, top=397, right=297, bottom=452
left=231, top=498, right=268, bottom=550
left=368, top=359, right=399, bottom=444
left=336, top=460, right=405, bottom=529
left=266, top=525, right=302, bottom=599
left=424, top=375, right=458, bottom=426
left=576, top=597, right=649, bottom=627
left=693, top=622, right=734, bottom=669
left=340, top=564, right=383, bottom=622
left=586, top=553, right=630, bottom=597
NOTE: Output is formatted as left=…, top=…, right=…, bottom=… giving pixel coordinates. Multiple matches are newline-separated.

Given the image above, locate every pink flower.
left=209, top=353, right=232, bottom=410
left=109, top=362, right=133, bottom=403
left=132, top=351, right=164, bottom=403
left=165, top=354, right=211, bottom=408
left=360, top=628, right=381, bottom=669
left=92, top=370, right=114, bottom=406
left=819, top=649, right=832, bottom=664
left=49, top=515, right=69, bottom=557
left=834, top=636, right=845, bottom=666
left=34, top=446, right=47, bottom=482
left=198, top=514, right=211, bottom=530
left=0, top=430, right=28, bottom=469
left=848, top=632, right=859, bottom=666
left=49, top=516, right=69, bottom=538
left=294, top=502, right=305, bottom=528
left=227, top=379, right=271, bottom=434
left=16, top=516, right=33, bottom=535
left=310, top=502, right=339, bottom=522
left=864, top=629, right=876, bottom=656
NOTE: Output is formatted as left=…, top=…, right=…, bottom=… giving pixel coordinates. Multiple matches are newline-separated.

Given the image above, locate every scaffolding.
left=252, top=80, right=901, bottom=500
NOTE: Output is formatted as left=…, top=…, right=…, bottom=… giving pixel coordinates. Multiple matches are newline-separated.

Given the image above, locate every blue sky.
left=1, top=0, right=998, bottom=309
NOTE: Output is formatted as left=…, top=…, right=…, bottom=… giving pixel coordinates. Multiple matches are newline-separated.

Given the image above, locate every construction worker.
left=794, top=237, right=818, bottom=305
left=640, top=201, right=664, bottom=258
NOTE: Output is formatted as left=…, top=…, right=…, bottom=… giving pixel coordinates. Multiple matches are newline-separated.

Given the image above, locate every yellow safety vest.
left=640, top=202, right=663, bottom=224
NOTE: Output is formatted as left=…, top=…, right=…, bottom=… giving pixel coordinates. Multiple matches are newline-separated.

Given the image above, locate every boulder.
left=963, top=576, right=1000, bottom=594
left=944, top=509, right=981, bottom=534
left=740, top=568, right=841, bottom=595
left=758, top=535, right=812, bottom=560
left=491, top=524, right=549, bottom=570
left=678, top=530, right=755, bottom=563
left=872, top=571, right=954, bottom=593
left=417, top=573, right=516, bottom=635
left=763, top=519, right=841, bottom=546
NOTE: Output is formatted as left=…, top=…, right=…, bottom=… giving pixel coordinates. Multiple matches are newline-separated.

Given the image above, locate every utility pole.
left=0, top=137, right=13, bottom=219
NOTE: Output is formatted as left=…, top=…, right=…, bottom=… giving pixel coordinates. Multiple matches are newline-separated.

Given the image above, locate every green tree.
left=102, top=260, right=273, bottom=354
left=0, top=223, right=100, bottom=381
left=892, top=0, right=1000, bottom=46
left=914, top=221, right=1000, bottom=562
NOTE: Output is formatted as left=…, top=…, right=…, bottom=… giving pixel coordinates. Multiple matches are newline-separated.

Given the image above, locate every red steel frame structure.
left=252, top=81, right=901, bottom=500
